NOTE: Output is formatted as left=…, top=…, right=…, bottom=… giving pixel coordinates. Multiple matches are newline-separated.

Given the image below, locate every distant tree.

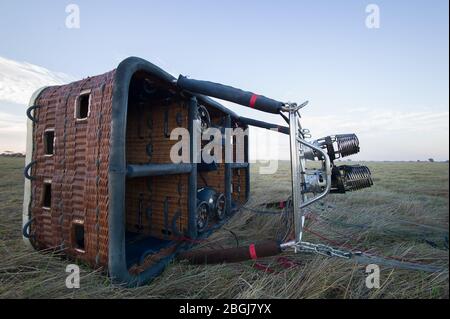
left=428, top=158, right=434, bottom=163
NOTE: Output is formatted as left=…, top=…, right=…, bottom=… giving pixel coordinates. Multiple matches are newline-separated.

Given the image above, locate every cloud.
left=0, top=56, right=74, bottom=105
left=212, top=98, right=449, bottom=161
left=0, top=56, right=74, bottom=152
left=214, top=100, right=449, bottom=161
left=0, top=111, right=24, bottom=132
left=300, top=108, right=449, bottom=161
left=302, top=109, right=449, bottom=137
left=0, top=109, right=28, bottom=152
left=0, top=55, right=447, bottom=160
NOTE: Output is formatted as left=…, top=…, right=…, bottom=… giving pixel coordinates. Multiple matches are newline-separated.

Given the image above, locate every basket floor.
left=125, top=232, right=173, bottom=267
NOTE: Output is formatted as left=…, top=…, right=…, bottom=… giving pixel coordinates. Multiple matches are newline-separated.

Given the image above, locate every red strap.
left=253, top=262, right=275, bottom=273
left=249, top=94, right=258, bottom=108
left=249, top=243, right=258, bottom=260
left=277, top=256, right=298, bottom=269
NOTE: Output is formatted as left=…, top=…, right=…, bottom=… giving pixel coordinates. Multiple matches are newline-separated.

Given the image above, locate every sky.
left=0, top=0, right=448, bottom=161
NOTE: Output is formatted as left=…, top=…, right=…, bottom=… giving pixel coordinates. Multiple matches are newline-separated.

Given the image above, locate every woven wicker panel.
left=31, top=85, right=58, bottom=250
left=126, top=98, right=188, bottom=164
left=197, top=113, right=226, bottom=194
left=125, top=174, right=189, bottom=240
left=197, top=164, right=226, bottom=194
left=232, top=168, right=247, bottom=204
left=232, top=120, right=248, bottom=204
left=29, top=67, right=249, bottom=276
left=125, top=95, right=190, bottom=241
left=31, top=71, right=115, bottom=268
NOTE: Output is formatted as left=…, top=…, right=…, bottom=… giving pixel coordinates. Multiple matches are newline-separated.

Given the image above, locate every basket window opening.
left=42, top=182, right=52, bottom=208
left=76, top=92, right=90, bottom=120
left=72, top=223, right=85, bottom=251
left=44, top=130, right=55, bottom=155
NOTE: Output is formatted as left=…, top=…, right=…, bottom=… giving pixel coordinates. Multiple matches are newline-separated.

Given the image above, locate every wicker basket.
left=23, top=57, right=249, bottom=286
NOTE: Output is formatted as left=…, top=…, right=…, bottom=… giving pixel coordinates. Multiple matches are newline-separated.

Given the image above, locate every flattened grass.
left=0, top=157, right=448, bottom=298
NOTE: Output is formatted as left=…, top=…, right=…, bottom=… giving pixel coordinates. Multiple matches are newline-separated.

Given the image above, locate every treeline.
left=0, top=152, right=25, bottom=158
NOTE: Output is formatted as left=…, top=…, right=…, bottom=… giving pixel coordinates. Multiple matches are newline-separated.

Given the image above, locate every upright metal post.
left=188, top=97, right=198, bottom=238
left=225, top=115, right=232, bottom=215
left=289, top=110, right=305, bottom=243
left=244, top=125, right=250, bottom=201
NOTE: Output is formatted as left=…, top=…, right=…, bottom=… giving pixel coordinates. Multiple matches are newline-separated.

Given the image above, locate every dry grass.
left=0, top=157, right=448, bottom=298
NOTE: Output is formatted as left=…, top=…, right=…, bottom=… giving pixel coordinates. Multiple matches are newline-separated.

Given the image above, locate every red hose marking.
left=249, top=94, right=258, bottom=108
left=249, top=243, right=258, bottom=260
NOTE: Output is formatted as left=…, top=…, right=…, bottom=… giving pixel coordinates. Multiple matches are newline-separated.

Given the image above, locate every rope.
left=315, top=214, right=449, bottom=251
left=252, top=256, right=301, bottom=274
left=318, top=203, right=448, bottom=234
left=222, top=228, right=240, bottom=248
left=240, top=205, right=284, bottom=215
left=352, top=254, right=447, bottom=273
left=176, top=199, right=447, bottom=274
left=243, top=199, right=449, bottom=251
left=303, top=227, right=448, bottom=273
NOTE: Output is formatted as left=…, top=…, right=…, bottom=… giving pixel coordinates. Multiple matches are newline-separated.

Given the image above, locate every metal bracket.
left=297, top=139, right=331, bottom=208
left=288, top=105, right=331, bottom=243
left=24, top=160, right=37, bottom=180
left=26, top=105, right=40, bottom=123
left=22, top=217, right=35, bottom=239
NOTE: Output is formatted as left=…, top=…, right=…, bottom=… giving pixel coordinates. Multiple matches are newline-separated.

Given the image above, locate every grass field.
left=0, top=156, right=448, bottom=299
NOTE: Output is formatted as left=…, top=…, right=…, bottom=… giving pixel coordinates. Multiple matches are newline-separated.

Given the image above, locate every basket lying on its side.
left=23, top=57, right=250, bottom=286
